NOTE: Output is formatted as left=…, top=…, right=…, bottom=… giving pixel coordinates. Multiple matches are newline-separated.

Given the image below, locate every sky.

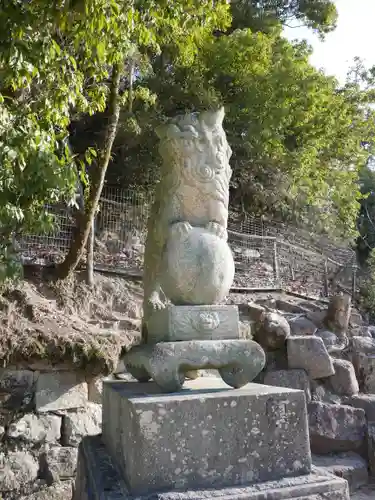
left=283, top=0, right=375, bottom=83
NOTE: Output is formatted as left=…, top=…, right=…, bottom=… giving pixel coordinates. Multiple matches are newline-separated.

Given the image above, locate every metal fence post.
left=273, top=240, right=280, bottom=286
left=351, top=265, right=357, bottom=302
left=323, top=259, right=329, bottom=297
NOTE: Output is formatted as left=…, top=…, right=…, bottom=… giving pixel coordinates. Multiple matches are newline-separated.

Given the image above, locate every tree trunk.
left=56, top=62, right=122, bottom=279
left=86, top=217, right=95, bottom=286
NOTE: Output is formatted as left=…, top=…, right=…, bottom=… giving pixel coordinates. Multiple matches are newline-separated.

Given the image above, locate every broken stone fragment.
left=328, top=359, right=359, bottom=397
left=308, top=402, right=366, bottom=455
left=287, top=336, right=335, bottom=379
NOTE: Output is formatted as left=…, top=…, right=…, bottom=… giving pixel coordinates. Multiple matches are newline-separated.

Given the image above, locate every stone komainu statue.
left=142, top=107, right=234, bottom=342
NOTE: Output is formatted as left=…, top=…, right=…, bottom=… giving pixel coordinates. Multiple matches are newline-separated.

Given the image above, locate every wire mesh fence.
left=17, top=186, right=357, bottom=298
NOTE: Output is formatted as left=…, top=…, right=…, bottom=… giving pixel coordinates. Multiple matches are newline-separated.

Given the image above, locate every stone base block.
left=146, top=304, right=240, bottom=343
left=74, top=435, right=350, bottom=500
left=102, top=378, right=311, bottom=496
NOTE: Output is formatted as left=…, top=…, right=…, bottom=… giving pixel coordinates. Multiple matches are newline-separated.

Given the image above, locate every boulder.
left=254, top=311, right=290, bottom=350
left=312, top=452, right=368, bottom=493
left=264, top=369, right=311, bottom=402
left=328, top=359, right=359, bottom=397
left=308, top=402, right=367, bottom=454
left=288, top=316, right=317, bottom=336
left=287, top=336, right=335, bottom=379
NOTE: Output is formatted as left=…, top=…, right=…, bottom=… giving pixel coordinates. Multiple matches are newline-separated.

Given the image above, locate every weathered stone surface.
left=289, top=316, right=317, bottom=336
left=35, top=372, right=88, bottom=412
left=264, top=369, right=311, bottom=402
left=265, top=349, right=288, bottom=371
left=367, top=423, right=375, bottom=477
left=328, top=359, right=359, bottom=396
left=146, top=304, right=240, bottom=343
left=143, top=108, right=234, bottom=336
left=0, top=451, right=38, bottom=492
left=19, top=481, right=74, bottom=500
left=351, top=337, right=375, bottom=355
left=87, top=376, right=114, bottom=404
left=287, top=336, right=335, bottom=379
left=312, top=452, right=368, bottom=492
left=316, top=330, right=339, bottom=349
left=40, top=446, right=78, bottom=483
left=75, top=435, right=349, bottom=500
left=102, top=378, right=311, bottom=495
left=308, top=402, right=367, bottom=454
left=239, top=302, right=265, bottom=321
left=254, top=311, right=290, bottom=350
left=123, top=339, right=265, bottom=392
left=356, top=354, right=375, bottom=393
left=324, top=294, right=351, bottom=335
left=311, top=380, right=342, bottom=405
left=238, top=320, right=252, bottom=339
left=276, top=299, right=310, bottom=314
left=0, top=369, right=35, bottom=390
left=7, top=413, right=61, bottom=443
left=87, top=376, right=104, bottom=404
left=161, top=226, right=235, bottom=305
left=345, top=394, right=375, bottom=420
left=0, top=369, right=36, bottom=412
left=62, top=403, right=101, bottom=447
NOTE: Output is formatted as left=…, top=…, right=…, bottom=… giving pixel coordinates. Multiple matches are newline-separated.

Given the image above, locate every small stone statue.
left=121, top=108, right=265, bottom=392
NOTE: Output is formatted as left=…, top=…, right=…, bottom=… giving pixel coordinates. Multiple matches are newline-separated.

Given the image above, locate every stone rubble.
left=2, top=292, right=375, bottom=498
left=0, top=364, right=102, bottom=498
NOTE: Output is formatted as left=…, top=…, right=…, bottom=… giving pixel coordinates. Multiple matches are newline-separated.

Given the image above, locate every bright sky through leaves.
left=283, top=0, right=375, bottom=83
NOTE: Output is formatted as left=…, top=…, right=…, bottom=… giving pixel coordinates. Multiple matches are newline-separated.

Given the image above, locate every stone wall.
left=0, top=364, right=107, bottom=499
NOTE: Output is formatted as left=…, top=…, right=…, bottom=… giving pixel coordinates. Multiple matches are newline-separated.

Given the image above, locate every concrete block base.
left=74, top=435, right=350, bottom=500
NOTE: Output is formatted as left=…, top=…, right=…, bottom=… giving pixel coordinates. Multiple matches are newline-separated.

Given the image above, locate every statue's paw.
left=206, top=222, right=227, bottom=241
left=171, top=221, right=192, bottom=239
left=148, top=292, right=166, bottom=311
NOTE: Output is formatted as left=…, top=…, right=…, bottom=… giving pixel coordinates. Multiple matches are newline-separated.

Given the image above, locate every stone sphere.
left=161, top=226, right=235, bottom=305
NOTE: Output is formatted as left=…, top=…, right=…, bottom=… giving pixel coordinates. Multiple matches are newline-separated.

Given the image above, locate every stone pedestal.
left=147, top=304, right=240, bottom=343
left=74, top=379, right=350, bottom=500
